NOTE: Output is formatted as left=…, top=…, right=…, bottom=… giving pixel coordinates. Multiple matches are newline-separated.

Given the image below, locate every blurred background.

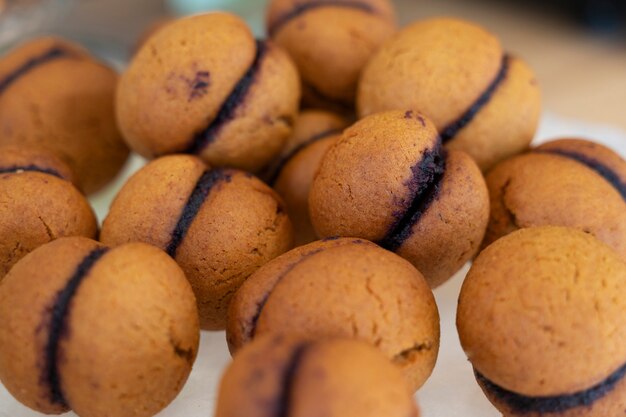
left=0, top=0, right=625, bottom=130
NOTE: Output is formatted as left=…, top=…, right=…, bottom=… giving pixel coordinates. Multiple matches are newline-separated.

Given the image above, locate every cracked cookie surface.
left=227, top=238, right=439, bottom=391
left=0, top=146, right=97, bottom=279
left=101, top=154, right=294, bottom=330
left=484, top=152, right=626, bottom=261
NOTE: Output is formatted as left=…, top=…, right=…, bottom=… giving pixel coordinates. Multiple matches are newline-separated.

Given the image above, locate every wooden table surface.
left=55, top=0, right=626, bottom=131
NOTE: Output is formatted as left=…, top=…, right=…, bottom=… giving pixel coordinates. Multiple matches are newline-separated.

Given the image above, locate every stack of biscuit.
left=0, top=1, right=624, bottom=416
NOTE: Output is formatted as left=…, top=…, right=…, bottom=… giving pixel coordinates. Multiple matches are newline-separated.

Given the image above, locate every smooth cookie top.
left=535, top=138, right=626, bottom=201
left=0, top=145, right=76, bottom=185
left=118, top=12, right=257, bottom=157
left=216, top=334, right=419, bottom=417
left=358, top=18, right=503, bottom=125
left=0, top=36, right=129, bottom=194
left=267, top=0, right=396, bottom=36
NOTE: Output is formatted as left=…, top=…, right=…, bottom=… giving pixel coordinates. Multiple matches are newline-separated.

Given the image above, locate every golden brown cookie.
left=216, top=334, right=420, bottom=417
left=309, top=110, right=489, bottom=287
left=535, top=138, right=626, bottom=201
left=133, top=17, right=173, bottom=55
left=117, top=12, right=300, bottom=172
left=0, top=37, right=130, bottom=194
left=358, top=18, right=541, bottom=171
left=0, top=145, right=97, bottom=279
left=267, top=0, right=396, bottom=108
left=227, top=237, right=440, bottom=391
left=0, top=237, right=199, bottom=417
left=100, top=154, right=294, bottom=330
left=457, top=226, right=626, bottom=417
left=264, top=110, right=349, bottom=245
left=483, top=148, right=626, bottom=261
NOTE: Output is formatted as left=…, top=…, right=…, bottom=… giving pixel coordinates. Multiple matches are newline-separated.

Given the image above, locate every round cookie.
left=358, top=18, right=541, bottom=171
left=483, top=149, right=626, bottom=261
left=0, top=37, right=130, bottom=194
left=216, top=334, right=420, bottom=417
left=227, top=237, right=440, bottom=391
left=267, top=0, right=397, bottom=108
left=309, top=110, right=490, bottom=287
left=264, top=110, right=350, bottom=245
left=457, top=226, right=626, bottom=417
left=100, top=154, right=294, bottom=330
left=535, top=138, right=626, bottom=201
left=117, top=12, right=301, bottom=172
left=0, top=145, right=97, bottom=279
left=0, top=237, right=199, bottom=417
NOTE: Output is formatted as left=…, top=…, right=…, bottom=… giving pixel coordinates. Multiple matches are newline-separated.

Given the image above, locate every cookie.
left=535, top=138, right=626, bottom=201
left=227, top=237, right=440, bottom=391
left=216, top=334, right=420, bottom=417
left=457, top=226, right=626, bottom=417
left=264, top=110, right=349, bottom=245
left=117, top=12, right=300, bottom=172
left=267, top=0, right=396, bottom=108
left=309, top=110, right=490, bottom=287
left=0, top=237, right=199, bottom=417
left=133, top=17, right=173, bottom=54
left=0, top=37, right=130, bottom=194
left=100, top=154, right=294, bottom=330
left=358, top=18, right=541, bottom=171
left=483, top=147, right=626, bottom=260
left=0, top=145, right=97, bottom=279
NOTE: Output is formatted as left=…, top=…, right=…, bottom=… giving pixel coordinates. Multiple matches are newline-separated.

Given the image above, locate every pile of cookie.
left=0, top=1, right=624, bottom=416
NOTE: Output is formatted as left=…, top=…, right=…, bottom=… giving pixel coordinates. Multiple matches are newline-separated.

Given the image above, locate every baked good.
left=0, top=237, right=199, bottom=417
left=457, top=226, right=626, bottom=417
left=358, top=17, right=541, bottom=171
left=267, top=0, right=396, bottom=109
left=535, top=138, right=626, bottom=201
left=0, top=145, right=97, bottom=279
left=264, top=110, right=349, bottom=245
left=133, top=17, right=173, bottom=54
left=483, top=146, right=626, bottom=260
left=216, top=334, right=420, bottom=417
left=0, top=37, right=130, bottom=194
left=117, top=12, right=300, bottom=172
left=227, top=237, right=439, bottom=391
left=100, top=154, right=294, bottom=330
left=308, top=110, right=489, bottom=287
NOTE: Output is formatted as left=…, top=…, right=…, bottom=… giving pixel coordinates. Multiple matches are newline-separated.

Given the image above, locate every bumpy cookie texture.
left=216, top=334, right=420, bottom=417
left=0, top=37, right=129, bottom=194
left=227, top=238, right=440, bottom=391
left=358, top=18, right=541, bottom=171
left=264, top=110, right=349, bottom=245
left=267, top=0, right=396, bottom=107
left=309, top=110, right=489, bottom=287
left=100, top=154, right=294, bottom=330
left=457, top=227, right=626, bottom=417
left=0, top=237, right=199, bottom=417
left=483, top=151, right=626, bottom=261
left=0, top=145, right=97, bottom=279
left=117, top=12, right=300, bottom=172
left=535, top=138, right=626, bottom=201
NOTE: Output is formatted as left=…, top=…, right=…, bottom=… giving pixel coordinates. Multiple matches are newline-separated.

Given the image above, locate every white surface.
left=1, top=112, right=625, bottom=417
